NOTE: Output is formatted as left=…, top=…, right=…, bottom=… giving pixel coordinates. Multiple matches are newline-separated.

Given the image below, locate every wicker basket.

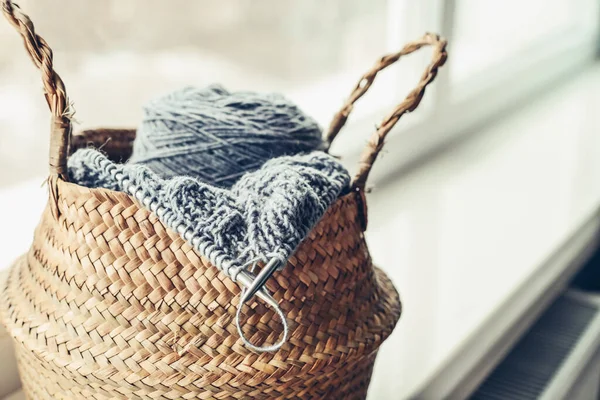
left=0, top=1, right=447, bottom=399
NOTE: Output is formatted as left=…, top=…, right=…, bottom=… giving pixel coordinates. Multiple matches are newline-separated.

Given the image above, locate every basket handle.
left=2, top=0, right=72, bottom=179
left=325, top=33, right=448, bottom=190
left=2, top=0, right=73, bottom=217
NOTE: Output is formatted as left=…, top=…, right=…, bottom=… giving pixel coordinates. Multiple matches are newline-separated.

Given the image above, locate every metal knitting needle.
left=238, top=258, right=280, bottom=304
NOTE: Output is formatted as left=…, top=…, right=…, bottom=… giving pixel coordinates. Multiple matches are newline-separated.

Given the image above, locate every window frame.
left=325, top=0, right=600, bottom=185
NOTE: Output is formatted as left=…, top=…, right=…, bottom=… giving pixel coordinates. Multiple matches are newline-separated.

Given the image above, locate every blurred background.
left=1, top=1, right=600, bottom=399
left=0, top=0, right=597, bottom=186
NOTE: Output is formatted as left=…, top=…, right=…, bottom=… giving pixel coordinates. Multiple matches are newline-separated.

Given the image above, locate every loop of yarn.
left=235, top=287, right=289, bottom=353
left=129, top=85, right=325, bottom=188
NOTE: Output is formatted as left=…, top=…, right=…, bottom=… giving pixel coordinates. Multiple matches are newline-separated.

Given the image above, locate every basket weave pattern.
left=2, top=136, right=400, bottom=399
left=1, top=0, right=448, bottom=398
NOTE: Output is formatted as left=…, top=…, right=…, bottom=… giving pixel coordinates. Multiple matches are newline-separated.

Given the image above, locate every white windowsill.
left=366, top=63, right=600, bottom=399
left=1, top=64, right=600, bottom=400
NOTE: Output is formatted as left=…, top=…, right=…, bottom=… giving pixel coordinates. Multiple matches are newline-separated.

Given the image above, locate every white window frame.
left=320, top=0, right=600, bottom=185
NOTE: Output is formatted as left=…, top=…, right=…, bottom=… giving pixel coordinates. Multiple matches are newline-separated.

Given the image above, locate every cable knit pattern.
left=68, top=148, right=350, bottom=274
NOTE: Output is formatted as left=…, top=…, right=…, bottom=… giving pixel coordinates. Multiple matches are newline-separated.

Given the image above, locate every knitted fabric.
left=68, top=148, right=350, bottom=274
left=129, top=85, right=325, bottom=187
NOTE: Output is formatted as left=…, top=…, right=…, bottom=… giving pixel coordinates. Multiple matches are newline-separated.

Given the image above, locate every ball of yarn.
left=129, top=84, right=325, bottom=187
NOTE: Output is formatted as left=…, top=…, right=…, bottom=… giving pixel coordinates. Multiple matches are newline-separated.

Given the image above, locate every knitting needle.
left=238, top=258, right=280, bottom=304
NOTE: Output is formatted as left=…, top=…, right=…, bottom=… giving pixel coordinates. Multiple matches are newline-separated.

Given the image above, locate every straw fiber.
left=0, top=1, right=447, bottom=398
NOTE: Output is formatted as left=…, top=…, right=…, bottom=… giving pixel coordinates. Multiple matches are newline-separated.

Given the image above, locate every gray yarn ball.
left=129, top=85, right=325, bottom=187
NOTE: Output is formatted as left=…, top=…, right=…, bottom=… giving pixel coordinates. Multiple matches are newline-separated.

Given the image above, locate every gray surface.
left=470, top=294, right=599, bottom=399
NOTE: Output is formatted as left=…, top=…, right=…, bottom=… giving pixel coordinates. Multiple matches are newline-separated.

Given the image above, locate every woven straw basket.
left=0, top=2, right=447, bottom=399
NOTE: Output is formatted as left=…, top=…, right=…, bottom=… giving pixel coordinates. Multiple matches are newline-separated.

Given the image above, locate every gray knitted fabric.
left=129, top=85, right=325, bottom=187
left=67, top=86, right=350, bottom=352
left=68, top=148, right=350, bottom=274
